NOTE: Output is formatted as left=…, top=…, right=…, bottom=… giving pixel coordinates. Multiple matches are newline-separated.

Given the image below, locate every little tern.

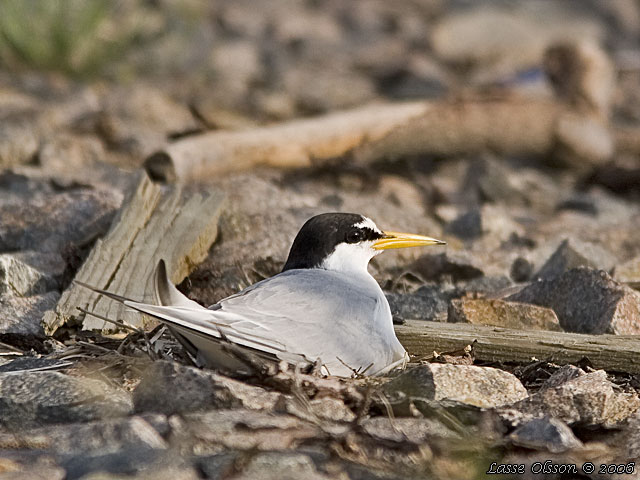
left=81, top=213, right=445, bottom=377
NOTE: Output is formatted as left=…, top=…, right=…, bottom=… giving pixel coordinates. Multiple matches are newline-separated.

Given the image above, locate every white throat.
left=320, top=241, right=380, bottom=275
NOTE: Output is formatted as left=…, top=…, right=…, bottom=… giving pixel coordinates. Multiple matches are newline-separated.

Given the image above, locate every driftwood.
left=395, top=320, right=640, bottom=374
left=42, top=172, right=225, bottom=335
left=143, top=40, right=633, bottom=182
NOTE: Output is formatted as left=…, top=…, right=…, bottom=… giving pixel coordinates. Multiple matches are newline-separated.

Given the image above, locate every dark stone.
left=0, top=372, right=132, bottom=429
left=386, top=284, right=457, bottom=322
left=0, top=291, right=60, bottom=336
left=508, top=267, right=640, bottom=334
left=535, top=239, right=617, bottom=280
left=510, top=256, right=533, bottom=282
left=445, top=209, right=483, bottom=240
left=133, top=361, right=279, bottom=415
left=411, top=252, right=485, bottom=282
left=0, top=188, right=121, bottom=253
left=509, top=416, right=583, bottom=453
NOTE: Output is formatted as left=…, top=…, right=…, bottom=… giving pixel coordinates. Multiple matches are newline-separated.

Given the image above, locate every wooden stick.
left=395, top=320, right=640, bottom=373
left=42, top=172, right=225, bottom=335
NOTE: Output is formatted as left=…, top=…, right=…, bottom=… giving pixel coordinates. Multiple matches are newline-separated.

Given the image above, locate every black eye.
left=346, top=229, right=363, bottom=244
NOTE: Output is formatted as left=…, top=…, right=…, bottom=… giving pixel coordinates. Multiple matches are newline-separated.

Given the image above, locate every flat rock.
left=361, top=417, right=461, bottom=443
left=509, top=416, right=583, bottom=453
left=181, top=409, right=322, bottom=451
left=0, top=371, right=132, bottom=429
left=5, top=416, right=168, bottom=456
left=133, top=361, right=280, bottom=415
left=382, top=363, right=528, bottom=409
left=503, top=370, right=640, bottom=427
left=535, top=238, right=617, bottom=280
left=0, top=291, right=60, bottom=335
left=0, top=188, right=122, bottom=253
left=448, top=298, right=561, bottom=331
left=508, top=267, right=640, bottom=334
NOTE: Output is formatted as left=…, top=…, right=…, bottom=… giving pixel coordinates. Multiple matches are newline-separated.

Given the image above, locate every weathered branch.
left=42, top=172, right=225, bottom=335
left=395, top=320, right=640, bottom=373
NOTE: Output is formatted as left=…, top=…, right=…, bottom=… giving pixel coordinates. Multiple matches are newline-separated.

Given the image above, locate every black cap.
left=282, top=213, right=384, bottom=271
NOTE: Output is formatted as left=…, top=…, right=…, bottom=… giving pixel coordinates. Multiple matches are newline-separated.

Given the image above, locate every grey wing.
left=215, top=270, right=395, bottom=375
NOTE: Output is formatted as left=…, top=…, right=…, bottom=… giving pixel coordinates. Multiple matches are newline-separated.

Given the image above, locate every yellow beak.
left=373, top=231, right=446, bottom=250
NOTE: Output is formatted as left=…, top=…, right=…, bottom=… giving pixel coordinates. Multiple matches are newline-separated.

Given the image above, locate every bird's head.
left=282, top=213, right=445, bottom=274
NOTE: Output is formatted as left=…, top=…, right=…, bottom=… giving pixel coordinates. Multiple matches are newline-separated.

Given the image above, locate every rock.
left=0, top=371, right=132, bottom=429
left=233, top=452, right=333, bottom=480
left=97, top=85, right=198, bottom=158
left=133, top=361, right=279, bottom=415
left=448, top=298, right=561, bottom=331
left=361, top=417, right=461, bottom=443
left=431, top=4, right=602, bottom=78
left=508, top=267, right=640, bottom=334
left=0, top=291, right=60, bottom=335
left=63, top=448, right=191, bottom=480
left=0, top=188, right=122, bottom=253
left=535, top=238, right=617, bottom=280
left=0, top=253, right=59, bottom=296
left=540, top=365, right=585, bottom=390
left=504, top=370, right=640, bottom=427
left=460, top=275, right=513, bottom=294
left=410, top=252, right=485, bottom=282
left=445, top=209, right=483, bottom=240
left=386, top=284, right=457, bottom=322
left=181, top=409, right=322, bottom=450
left=0, top=114, right=40, bottom=167
left=509, top=416, right=583, bottom=453
left=276, top=395, right=356, bottom=423
left=510, top=257, right=534, bottom=282
left=13, top=416, right=167, bottom=456
left=382, top=364, right=528, bottom=409
left=0, top=457, right=65, bottom=480
left=615, top=255, right=640, bottom=287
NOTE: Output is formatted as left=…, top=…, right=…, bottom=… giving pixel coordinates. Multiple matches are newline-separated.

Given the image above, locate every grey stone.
left=0, top=253, right=59, bottom=296
left=448, top=298, right=561, bottom=331
left=275, top=395, right=356, bottom=423
left=511, top=257, right=534, bottom=282
left=0, top=371, right=132, bottom=429
left=508, top=267, right=640, bottom=334
left=0, top=188, right=122, bottom=253
left=382, top=364, right=528, bottom=409
left=509, top=416, right=583, bottom=453
left=361, top=417, right=461, bottom=443
left=504, top=370, right=640, bottom=427
left=540, top=365, right=585, bottom=390
left=535, top=238, right=617, bottom=280
left=181, top=409, right=322, bottom=451
left=0, top=291, right=59, bottom=335
left=234, top=452, right=333, bottom=480
left=386, top=284, right=457, bottom=322
left=133, top=361, right=279, bottom=415
left=446, top=209, right=483, bottom=240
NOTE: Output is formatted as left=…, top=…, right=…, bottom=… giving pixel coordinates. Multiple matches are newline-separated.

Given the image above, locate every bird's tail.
left=75, top=260, right=314, bottom=373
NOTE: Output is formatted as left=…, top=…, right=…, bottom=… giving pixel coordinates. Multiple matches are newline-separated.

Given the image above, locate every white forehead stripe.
left=353, top=216, right=382, bottom=234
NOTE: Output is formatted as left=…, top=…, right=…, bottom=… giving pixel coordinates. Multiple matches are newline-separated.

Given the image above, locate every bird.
left=79, top=213, right=445, bottom=377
